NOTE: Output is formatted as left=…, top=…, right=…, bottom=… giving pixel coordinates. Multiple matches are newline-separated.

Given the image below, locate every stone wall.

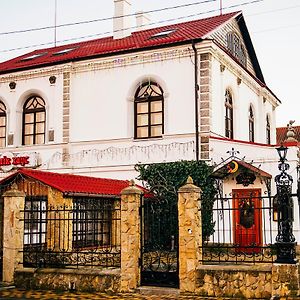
left=195, top=264, right=300, bottom=299
left=14, top=268, right=120, bottom=292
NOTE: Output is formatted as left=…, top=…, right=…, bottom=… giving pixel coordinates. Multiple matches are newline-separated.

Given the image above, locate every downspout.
left=192, top=41, right=200, bottom=161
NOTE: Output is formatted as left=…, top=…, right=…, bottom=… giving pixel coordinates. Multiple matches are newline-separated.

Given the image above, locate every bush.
left=135, top=160, right=216, bottom=239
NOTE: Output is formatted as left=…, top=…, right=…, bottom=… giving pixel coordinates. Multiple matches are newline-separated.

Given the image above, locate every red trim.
left=210, top=135, right=276, bottom=148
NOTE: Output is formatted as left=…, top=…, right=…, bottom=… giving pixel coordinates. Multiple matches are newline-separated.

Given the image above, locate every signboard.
left=0, top=152, right=39, bottom=172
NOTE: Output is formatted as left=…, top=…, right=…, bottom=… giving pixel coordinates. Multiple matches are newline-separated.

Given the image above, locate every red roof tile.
left=277, top=126, right=300, bottom=144
left=0, top=168, right=150, bottom=197
left=0, top=12, right=239, bottom=74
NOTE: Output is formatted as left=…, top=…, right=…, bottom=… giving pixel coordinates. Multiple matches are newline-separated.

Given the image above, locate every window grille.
left=72, top=197, right=112, bottom=248
left=24, top=196, right=47, bottom=245
left=226, top=32, right=247, bottom=67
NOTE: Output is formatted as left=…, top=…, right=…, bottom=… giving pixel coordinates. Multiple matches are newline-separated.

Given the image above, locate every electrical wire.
left=0, top=0, right=216, bottom=36
left=0, top=0, right=263, bottom=54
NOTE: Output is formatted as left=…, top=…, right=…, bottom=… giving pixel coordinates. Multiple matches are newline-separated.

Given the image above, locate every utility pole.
left=220, top=0, right=223, bottom=15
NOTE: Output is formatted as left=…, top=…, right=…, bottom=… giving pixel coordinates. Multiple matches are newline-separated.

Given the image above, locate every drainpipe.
left=192, top=41, right=200, bottom=162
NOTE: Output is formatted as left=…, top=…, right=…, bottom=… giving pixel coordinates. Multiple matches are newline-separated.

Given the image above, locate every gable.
left=208, top=15, right=264, bottom=83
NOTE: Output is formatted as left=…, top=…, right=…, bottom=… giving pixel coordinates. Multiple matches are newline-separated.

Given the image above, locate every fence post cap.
left=178, top=176, right=202, bottom=193
left=121, top=180, right=144, bottom=195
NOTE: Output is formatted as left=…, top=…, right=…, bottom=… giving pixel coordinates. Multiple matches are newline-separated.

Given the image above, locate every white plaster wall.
left=70, top=54, right=195, bottom=142
left=210, top=56, right=276, bottom=144
left=0, top=74, right=64, bottom=145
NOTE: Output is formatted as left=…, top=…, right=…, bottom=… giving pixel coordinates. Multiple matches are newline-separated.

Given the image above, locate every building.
left=0, top=0, right=299, bottom=276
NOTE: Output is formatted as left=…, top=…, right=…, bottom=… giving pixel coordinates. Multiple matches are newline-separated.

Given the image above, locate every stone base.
left=195, top=264, right=300, bottom=299
left=14, top=267, right=120, bottom=292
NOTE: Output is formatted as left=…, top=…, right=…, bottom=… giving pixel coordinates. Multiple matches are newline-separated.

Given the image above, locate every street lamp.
left=276, top=145, right=288, bottom=162
left=274, top=146, right=297, bottom=264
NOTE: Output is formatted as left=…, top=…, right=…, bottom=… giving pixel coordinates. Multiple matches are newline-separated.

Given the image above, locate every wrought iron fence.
left=22, top=197, right=121, bottom=268
left=201, top=192, right=279, bottom=264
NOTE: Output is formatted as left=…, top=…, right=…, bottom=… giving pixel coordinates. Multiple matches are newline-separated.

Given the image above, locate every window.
left=24, top=196, right=47, bottom=245
left=249, top=106, right=255, bottom=142
left=0, top=101, right=7, bottom=147
left=22, top=96, right=46, bottom=145
left=225, top=90, right=233, bottom=139
left=266, top=115, right=271, bottom=144
left=149, top=29, right=176, bottom=39
left=134, top=81, right=164, bottom=139
left=226, top=32, right=247, bottom=67
left=73, top=198, right=112, bottom=248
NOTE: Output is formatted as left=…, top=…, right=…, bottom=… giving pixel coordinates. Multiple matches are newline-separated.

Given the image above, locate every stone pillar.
left=271, top=264, right=300, bottom=298
left=120, top=180, right=143, bottom=292
left=178, top=176, right=202, bottom=292
left=2, top=183, right=25, bottom=283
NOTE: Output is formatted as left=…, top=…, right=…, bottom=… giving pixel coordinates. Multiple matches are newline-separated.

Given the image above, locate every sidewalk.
left=0, top=288, right=202, bottom=300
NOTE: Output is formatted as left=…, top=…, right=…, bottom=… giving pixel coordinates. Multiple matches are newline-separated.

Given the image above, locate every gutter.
left=192, top=41, right=200, bottom=162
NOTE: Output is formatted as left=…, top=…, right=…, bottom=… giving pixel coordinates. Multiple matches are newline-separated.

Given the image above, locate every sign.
left=0, top=152, right=39, bottom=172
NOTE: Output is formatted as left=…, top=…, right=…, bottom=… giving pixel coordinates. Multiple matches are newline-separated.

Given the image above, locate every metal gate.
left=140, top=197, right=179, bottom=287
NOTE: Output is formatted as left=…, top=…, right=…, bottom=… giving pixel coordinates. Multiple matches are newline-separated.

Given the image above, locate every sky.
left=0, top=0, right=299, bottom=127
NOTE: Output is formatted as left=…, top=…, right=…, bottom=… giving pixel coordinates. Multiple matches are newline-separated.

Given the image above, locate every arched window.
left=134, top=81, right=164, bottom=139
left=266, top=115, right=271, bottom=145
left=0, top=101, right=7, bottom=147
left=249, top=106, right=255, bottom=142
left=225, top=89, right=233, bottom=139
left=226, top=32, right=247, bottom=67
left=22, top=96, right=46, bottom=145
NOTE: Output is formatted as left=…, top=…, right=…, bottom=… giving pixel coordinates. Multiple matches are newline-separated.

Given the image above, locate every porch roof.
left=211, top=158, right=272, bottom=180
left=0, top=168, right=151, bottom=197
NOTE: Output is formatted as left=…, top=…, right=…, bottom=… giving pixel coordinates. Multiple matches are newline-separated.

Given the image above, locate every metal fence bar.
left=201, top=194, right=281, bottom=264
left=21, top=197, right=121, bottom=269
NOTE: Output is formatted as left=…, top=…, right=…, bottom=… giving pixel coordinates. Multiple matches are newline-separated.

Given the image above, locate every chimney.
left=113, top=0, right=132, bottom=39
left=135, top=11, right=151, bottom=32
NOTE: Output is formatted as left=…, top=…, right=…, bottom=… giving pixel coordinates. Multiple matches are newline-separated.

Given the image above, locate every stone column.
left=120, top=180, right=143, bottom=292
left=2, top=183, right=25, bottom=283
left=178, top=176, right=202, bottom=292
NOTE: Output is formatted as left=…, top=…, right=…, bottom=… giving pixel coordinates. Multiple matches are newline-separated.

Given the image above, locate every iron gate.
left=140, top=197, right=178, bottom=287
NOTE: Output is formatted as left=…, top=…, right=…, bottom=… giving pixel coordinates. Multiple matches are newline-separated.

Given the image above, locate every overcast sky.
left=0, top=0, right=299, bottom=127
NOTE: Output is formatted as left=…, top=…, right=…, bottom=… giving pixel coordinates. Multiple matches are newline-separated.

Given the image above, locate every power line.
left=0, top=0, right=216, bottom=36
left=0, top=0, right=263, bottom=54
left=246, top=4, right=300, bottom=17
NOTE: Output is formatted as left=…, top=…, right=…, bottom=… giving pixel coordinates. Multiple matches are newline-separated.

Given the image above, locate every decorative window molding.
left=22, top=96, right=46, bottom=145
left=226, top=32, right=247, bottom=67
left=225, top=89, right=233, bottom=139
left=249, top=105, right=255, bottom=142
left=134, top=81, right=164, bottom=139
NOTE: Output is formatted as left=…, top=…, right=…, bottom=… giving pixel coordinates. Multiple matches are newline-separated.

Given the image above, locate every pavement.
left=0, top=288, right=205, bottom=300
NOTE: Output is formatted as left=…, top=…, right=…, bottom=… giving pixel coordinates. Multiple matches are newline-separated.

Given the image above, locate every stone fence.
left=2, top=180, right=300, bottom=298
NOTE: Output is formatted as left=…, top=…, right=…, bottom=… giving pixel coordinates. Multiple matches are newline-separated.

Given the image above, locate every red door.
left=233, top=189, right=262, bottom=253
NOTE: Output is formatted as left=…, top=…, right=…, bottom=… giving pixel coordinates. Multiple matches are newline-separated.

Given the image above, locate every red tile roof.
left=212, top=158, right=272, bottom=179
left=0, top=12, right=240, bottom=74
left=0, top=168, right=150, bottom=197
left=277, top=126, right=300, bottom=144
